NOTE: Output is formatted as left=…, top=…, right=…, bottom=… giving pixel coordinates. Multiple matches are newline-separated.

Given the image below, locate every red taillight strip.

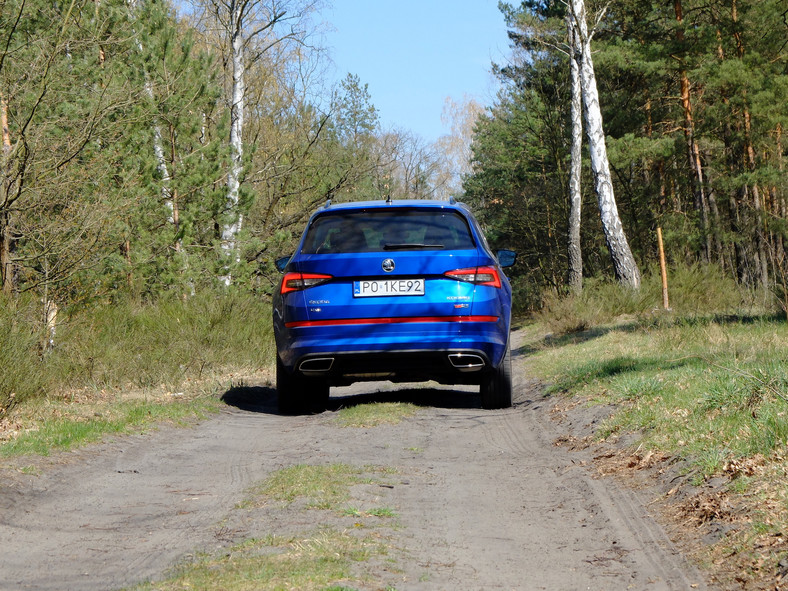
left=280, top=272, right=333, bottom=295
left=285, top=315, right=499, bottom=328
left=444, top=266, right=502, bottom=288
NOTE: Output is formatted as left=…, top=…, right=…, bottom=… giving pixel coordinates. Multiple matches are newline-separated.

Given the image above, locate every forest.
left=464, top=0, right=788, bottom=308
left=0, top=0, right=465, bottom=304
left=1, top=0, right=787, bottom=411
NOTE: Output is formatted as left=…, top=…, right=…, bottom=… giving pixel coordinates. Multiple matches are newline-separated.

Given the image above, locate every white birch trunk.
left=127, top=0, right=173, bottom=221
left=567, top=14, right=583, bottom=294
left=220, top=0, right=245, bottom=286
left=44, top=299, right=58, bottom=353
left=151, top=115, right=174, bottom=223
left=569, top=0, right=641, bottom=289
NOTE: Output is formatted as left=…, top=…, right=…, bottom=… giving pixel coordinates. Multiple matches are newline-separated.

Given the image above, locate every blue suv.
left=273, top=199, right=516, bottom=413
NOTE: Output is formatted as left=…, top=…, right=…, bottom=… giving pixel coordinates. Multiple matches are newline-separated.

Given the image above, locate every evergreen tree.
left=465, top=0, right=788, bottom=305
left=122, top=0, right=227, bottom=296
left=0, top=0, right=144, bottom=303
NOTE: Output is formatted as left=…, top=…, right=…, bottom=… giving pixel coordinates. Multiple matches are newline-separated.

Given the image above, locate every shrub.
left=2, top=290, right=275, bottom=413
left=0, top=295, right=50, bottom=413
left=535, top=263, right=766, bottom=335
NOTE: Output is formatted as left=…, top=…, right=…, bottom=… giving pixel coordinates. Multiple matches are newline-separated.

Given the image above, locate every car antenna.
left=385, top=194, right=392, bottom=204
left=324, top=198, right=332, bottom=209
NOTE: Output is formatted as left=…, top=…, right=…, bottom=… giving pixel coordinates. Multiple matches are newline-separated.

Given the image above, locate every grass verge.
left=1, top=290, right=276, bottom=414
left=527, top=316, right=788, bottom=469
left=1, top=395, right=219, bottom=458
left=522, top=313, right=788, bottom=587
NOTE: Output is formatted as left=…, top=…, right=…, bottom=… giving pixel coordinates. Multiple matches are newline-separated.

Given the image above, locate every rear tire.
left=276, top=357, right=330, bottom=415
left=480, top=341, right=512, bottom=410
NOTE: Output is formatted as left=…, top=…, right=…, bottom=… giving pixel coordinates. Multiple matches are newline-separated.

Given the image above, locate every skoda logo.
left=382, top=258, right=395, bottom=273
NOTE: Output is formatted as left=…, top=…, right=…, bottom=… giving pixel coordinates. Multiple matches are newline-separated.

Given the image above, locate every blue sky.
left=322, top=1, right=509, bottom=144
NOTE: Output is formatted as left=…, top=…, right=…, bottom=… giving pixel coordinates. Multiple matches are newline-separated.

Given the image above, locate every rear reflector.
left=285, top=315, right=498, bottom=328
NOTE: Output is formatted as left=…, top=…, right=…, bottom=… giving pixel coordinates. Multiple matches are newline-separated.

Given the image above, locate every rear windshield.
left=301, top=209, right=476, bottom=254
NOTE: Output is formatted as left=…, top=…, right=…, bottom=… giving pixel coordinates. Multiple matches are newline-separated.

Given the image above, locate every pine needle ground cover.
left=524, top=314, right=788, bottom=586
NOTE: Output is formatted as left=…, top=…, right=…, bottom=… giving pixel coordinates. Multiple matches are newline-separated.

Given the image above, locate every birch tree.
left=127, top=0, right=175, bottom=237
left=191, top=0, right=316, bottom=285
left=497, top=1, right=585, bottom=292
left=567, top=0, right=640, bottom=289
left=566, top=13, right=583, bottom=293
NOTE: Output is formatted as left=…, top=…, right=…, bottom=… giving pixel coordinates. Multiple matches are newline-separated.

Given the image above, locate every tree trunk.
left=674, top=0, right=716, bottom=262
left=776, top=124, right=786, bottom=267
left=0, top=210, right=11, bottom=295
left=744, top=109, right=769, bottom=289
left=732, top=0, right=768, bottom=289
left=730, top=188, right=750, bottom=284
left=569, top=0, right=641, bottom=289
left=220, top=0, right=246, bottom=286
left=566, top=13, right=583, bottom=294
left=1, top=92, right=13, bottom=295
left=128, top=0, right=174, bottom=212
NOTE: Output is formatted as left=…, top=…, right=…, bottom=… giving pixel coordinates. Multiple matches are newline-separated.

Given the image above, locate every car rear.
left=273, top=200, right=513, bottom=411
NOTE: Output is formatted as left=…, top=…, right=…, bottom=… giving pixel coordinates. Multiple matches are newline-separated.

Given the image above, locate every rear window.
left=301, top=209, right=476, bottom=254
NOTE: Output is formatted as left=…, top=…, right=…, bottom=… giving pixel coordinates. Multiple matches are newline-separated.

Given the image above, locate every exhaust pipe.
left=447, top=353, right=485, bottom=372
left=299, top=357, right=334, bottom=375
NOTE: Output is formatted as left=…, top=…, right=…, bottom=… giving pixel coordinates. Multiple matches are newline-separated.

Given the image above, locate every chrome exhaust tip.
left=298, top=357, right=334, bottom=375
left=447, top=353, right=485, bottom=372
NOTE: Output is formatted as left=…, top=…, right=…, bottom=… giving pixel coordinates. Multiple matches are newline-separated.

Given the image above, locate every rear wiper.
left=383, top=243, right=444, bottom=251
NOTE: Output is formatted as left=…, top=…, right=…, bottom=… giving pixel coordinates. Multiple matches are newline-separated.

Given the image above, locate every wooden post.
left=1, top=92, right=13, bottom=295
left=657, top=227, right=670, bottom=310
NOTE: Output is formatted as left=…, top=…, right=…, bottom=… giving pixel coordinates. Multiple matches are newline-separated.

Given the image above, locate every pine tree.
left=0, top=0, right=144, bottom=300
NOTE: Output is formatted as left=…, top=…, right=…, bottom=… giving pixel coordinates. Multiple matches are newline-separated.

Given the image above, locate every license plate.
left=353, top=279, right=425, bottom=297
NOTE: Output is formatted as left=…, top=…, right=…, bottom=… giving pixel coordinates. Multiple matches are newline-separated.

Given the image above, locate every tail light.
left=280, top=272, right=333, bottom=294
left=444, top=266, right=502, bottom=288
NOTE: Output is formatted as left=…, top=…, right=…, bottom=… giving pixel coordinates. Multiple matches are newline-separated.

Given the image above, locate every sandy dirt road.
left=0, top=331, right=711, bottom=590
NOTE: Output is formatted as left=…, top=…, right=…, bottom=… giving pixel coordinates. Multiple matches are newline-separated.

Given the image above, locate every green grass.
left=50, top=291, right=276, bottom=393
left=335, top=402, right=419, bottom=428
left=534, top=263, right=770, bottom=335
left=248, top=464, right=396, bottom=511
left=133, top=528, right=389, bottom=591
left=343, top=507, right=397, bottom=519
left=1, top=398, right=218, bottom=457
left=526, top=315, right=788, bottom=477
left=256, top=464, right=369, bottom=509
left=1, top=290, right=274, bottom=458
left=136, top=464, right=401, bottom=590
left=0, top=295, right=53, bottom=413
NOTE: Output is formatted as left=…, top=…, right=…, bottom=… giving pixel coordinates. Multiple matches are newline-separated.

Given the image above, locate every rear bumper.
left=295, top=349, right=493, bottom=386
left=276, top=318, right=509, bottom=386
